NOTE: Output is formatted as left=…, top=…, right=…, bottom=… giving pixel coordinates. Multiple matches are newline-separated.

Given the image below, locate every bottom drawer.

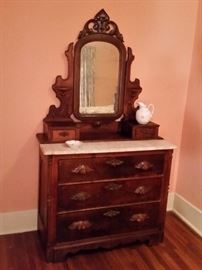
left=56, top=203, right=160, bottom=243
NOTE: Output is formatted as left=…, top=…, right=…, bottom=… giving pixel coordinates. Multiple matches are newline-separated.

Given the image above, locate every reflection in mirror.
left=79, top=41, right=119, bottom=114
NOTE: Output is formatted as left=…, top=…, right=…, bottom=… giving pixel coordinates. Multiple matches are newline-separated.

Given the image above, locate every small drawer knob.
left=58, top=131, right=69, bottom=137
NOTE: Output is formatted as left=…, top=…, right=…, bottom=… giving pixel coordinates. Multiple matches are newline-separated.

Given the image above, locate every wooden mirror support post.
left=37, top=9, right=176, bottom=262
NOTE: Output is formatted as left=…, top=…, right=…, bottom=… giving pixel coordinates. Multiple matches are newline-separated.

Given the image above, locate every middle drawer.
left=57, top=178, right=162, bottom=212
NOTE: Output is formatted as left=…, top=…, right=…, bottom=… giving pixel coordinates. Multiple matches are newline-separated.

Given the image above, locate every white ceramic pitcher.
left=135, top=101, right=154, bottom=125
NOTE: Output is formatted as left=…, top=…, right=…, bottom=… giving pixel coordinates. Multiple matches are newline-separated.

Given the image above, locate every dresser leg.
left=46, top=248, right=55, bottom=263
left=147, top=232, right=164, bottom=246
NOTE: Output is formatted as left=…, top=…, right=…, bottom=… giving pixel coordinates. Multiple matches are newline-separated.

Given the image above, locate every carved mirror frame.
left=44, top=9, right=142, bottom=124
left=73, top=10, right=127, bottom=121
left=74, top=35, right=126, bottom=121
left=41, top=9, right=146, bottom=142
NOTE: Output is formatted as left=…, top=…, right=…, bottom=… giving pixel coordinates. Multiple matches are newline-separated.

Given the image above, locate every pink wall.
left=176, top=3, right=202, bottom=210
left=0, top=0, right=199, bottom=212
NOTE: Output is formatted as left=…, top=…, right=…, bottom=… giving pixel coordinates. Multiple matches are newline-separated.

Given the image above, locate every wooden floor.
left=0, top=212, right=201, bottom=270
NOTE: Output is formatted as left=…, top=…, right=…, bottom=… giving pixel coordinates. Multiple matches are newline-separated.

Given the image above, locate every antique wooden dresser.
left=37, top=10, right=175, bottom=262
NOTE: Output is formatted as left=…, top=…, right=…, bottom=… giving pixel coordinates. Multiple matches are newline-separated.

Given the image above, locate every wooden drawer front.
left=52, top=129, right=77, bottom=142
left=58, top=158, right=95, bottom=183
left=132, top=124, right=159, bottom=140
left=58, top=178, right=162, bottom=211
left=56, top=203, right=159, bottom=242
left=58, top=153, right=165, bottom=183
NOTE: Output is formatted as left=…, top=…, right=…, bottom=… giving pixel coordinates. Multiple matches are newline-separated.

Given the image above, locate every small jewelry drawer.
left=56, top=202, right=160, bottom=242
left=58, top=152, right=165, bottom=183
left=52, top=129, right=77, bottom=142
left=43, top=122, right=80, bottom=142
left=57, top=178, right=162, bottom=211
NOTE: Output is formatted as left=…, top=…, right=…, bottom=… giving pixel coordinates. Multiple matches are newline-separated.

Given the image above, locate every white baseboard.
left=0, top=192, right=201, bottom=237
left=172, top=193, right=202, bottom=237
left=0, top=209, right=37, bottom=235
left=167, top=192, right=175, bottom=211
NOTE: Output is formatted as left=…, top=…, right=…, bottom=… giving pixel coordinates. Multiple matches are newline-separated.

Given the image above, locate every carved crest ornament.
left=78, top=9, right=124, bottom=41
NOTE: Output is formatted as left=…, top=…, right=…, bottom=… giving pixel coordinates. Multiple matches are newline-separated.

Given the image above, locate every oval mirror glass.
left=79, top=41, right=119, bottom=115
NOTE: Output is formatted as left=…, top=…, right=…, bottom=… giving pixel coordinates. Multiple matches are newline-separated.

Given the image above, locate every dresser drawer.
left=56, top=203, right=160, bottom=242
left=58, top=152, right=165, bottom=183
left=43, top=122, right=80, bottom=142
left=58, top=178, right=162, bottom=211
left=52, top=129, right=77, bottom=142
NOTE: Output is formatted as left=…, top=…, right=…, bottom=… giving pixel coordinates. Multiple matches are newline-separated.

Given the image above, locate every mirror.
left=79, top=41, right=119, bottom=115
left=73, top=9, right=127, bottom=121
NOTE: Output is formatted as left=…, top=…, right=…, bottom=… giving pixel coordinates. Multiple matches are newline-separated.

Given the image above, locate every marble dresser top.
left=40, top=140, right=176, bottom=156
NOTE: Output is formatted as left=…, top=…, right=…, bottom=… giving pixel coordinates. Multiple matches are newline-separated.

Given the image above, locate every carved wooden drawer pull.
left=134, top=186, right=148, bottom=195
left=106, top=158, right=124, bottom=167
left=58, top=131, right=69, bottom=137
left=70, top=191, right=91, bottom=201
left=130, top=213, right=149, bottom=223
left=103, top=209, right=120, bottom=218
left=104, top=183, right=123, bottom=191
left=135, top=160, right=153, bottom=171
left=68, top=220, right=92, bottom=230
left=72, top=164, right=94, bottom=175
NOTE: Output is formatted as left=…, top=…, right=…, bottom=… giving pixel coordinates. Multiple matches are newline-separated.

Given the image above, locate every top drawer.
left=58, top=152, right=165, bottom=183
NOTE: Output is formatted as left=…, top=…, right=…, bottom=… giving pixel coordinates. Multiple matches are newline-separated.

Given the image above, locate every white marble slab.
left=40, top=140, right=176, bottom=156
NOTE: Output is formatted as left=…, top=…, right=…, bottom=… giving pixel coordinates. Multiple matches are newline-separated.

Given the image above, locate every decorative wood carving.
left=71, top=164, right=94, bottom=175
left=68, top=220, right=92, bottom=230
left=78, top=9, right=123, bottom=42
left=104, top=183, right=123, bottom=191
left=130, top=213, right=149, bottom=223
left=103, top=210, right=120, bottom=218
left=70, top=192, right=91, bottom=201
left=134, top=186, right=148, bottom=195
left=45, top=43, right=74, bottom=122
left=124, top=48, right=142, bottom=121
left=105, top=158, right=124, bottom=167
left=135, top=160, right=153, bottom=171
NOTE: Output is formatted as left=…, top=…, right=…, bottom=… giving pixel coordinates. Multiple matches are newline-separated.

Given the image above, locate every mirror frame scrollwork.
left=44, top=9, right=142, bottom=126
left=74, top=9, right=126, bottom=121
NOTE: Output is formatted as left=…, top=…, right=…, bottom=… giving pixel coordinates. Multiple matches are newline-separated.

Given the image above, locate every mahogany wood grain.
left=0, top=213, right=201, bottom=270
